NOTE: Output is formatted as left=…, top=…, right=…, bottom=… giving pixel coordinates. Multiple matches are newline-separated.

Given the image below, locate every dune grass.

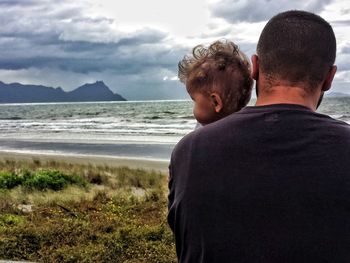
left=0, top=158, right=176, bottom=262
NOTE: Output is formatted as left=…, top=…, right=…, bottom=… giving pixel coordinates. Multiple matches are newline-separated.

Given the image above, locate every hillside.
left=0, top=81, right=126, bottom=103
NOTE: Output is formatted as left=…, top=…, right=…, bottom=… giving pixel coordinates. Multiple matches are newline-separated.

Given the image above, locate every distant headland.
left=0, top=81, right=126, bottom=103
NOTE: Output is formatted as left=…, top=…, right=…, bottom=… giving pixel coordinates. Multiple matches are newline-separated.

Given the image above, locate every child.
left=178, top=40, right=253, bottom=126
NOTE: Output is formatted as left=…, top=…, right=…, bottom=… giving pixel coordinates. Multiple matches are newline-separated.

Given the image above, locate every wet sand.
left=0, top=151, right=169, bottom=173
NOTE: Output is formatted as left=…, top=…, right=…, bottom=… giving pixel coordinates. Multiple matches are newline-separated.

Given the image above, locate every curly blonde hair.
left=178, top=40, right=253, bottom=115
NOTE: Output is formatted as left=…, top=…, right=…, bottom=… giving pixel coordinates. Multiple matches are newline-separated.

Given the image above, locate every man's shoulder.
left=312, top=111, right=350, bottom=135
left=172, top=105, right=350, bottom=159
left=173, top=110, right=252, bottom=150
left=172, top=127, right=200, bottom=157
left=171, top=116, right=237, bottom=160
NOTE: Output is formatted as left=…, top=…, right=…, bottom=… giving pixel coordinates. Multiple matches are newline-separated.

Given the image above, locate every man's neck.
left=255, top=85, right=320, bottom=111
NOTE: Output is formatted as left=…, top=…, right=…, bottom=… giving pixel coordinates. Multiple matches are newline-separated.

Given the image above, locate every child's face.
left=190, top=92, right=218, bottom=125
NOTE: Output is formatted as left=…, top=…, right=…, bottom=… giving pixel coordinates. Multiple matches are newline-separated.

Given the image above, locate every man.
left=168, top=10, right=350, bottom=262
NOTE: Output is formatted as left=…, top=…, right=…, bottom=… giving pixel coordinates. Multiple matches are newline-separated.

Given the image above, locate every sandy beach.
left=0, top=151, right=169, bottom=173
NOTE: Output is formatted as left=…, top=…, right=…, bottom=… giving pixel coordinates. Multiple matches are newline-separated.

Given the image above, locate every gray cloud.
left=0, top=0, right=41, bottom=6
left=0, top=0, right=190, bottom=99
left=330, top=19, right=350, bottom=26
left=210, top=0, right=332, bottom=23
left=1, top=0, right=349, bottom=99
left=341, top=44, right=350, bottom=54
left=336, top=54, right=350, bottom=72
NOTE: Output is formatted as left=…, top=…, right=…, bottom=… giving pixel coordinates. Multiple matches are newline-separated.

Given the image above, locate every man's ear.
left=210, top=93, right=223, bottom=113
left=322, top=65, right=337, bottom=91
left=251, top=55, right=259, bottom=80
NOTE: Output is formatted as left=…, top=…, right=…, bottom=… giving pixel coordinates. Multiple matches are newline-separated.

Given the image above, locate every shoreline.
left=0, top=151, right=170, bottom=173
left=0, top=140, right=174, bottom=164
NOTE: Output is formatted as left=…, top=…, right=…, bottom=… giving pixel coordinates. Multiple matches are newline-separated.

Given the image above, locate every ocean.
left=0, top=98, right=349, bottom=161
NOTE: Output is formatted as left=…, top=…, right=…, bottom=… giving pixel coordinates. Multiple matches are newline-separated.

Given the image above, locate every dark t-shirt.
left=168, top=104, right=350, bottom=263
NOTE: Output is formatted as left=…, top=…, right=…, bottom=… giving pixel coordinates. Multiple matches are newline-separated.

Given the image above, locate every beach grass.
left=0, top=158, right=176, bottom=262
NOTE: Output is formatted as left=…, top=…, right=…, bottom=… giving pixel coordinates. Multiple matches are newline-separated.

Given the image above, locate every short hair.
left=257, top=10, right=336, bottom=91
left=178, top=40, right=253, bottom=115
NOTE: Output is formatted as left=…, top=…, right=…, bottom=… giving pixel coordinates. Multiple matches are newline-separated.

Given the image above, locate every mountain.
left=325, top=92, right=350, bottom=98
left=67, top=81, right=125, bottom=102
left=0, top=81, right=126, bottom=103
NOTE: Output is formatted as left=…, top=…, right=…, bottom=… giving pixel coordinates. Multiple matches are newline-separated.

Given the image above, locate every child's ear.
left=210, top=93, right=223, bottom=113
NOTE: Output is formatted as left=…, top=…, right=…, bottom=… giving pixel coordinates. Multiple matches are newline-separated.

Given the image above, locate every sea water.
left=0, top=98, right=349, bottom=160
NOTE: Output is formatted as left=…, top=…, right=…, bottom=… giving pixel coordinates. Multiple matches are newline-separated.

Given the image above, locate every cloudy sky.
left=0, top=0, right=349, bottom=100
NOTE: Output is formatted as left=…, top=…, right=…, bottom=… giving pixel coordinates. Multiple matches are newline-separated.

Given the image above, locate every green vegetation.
left=0, top=169, right=88, bottom=191
left=0, top=159, right=176, bottom=262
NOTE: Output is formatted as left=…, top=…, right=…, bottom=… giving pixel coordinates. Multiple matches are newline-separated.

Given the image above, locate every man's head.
left=178, top=40, right=253, bottom=124
left=253, top=10, right=337, bottom=109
